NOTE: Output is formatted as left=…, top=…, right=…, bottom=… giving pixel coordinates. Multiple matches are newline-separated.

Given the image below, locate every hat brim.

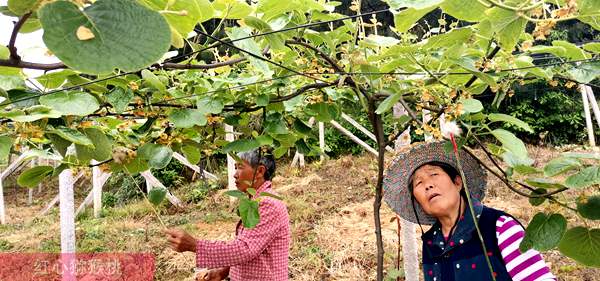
left=383, top=141, right=487, bottom=225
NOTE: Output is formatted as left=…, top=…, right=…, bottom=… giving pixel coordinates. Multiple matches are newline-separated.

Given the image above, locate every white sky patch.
left=1, top=0, right=61, bottom=89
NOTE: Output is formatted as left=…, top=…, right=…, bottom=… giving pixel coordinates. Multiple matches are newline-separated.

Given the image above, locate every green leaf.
left=295, top=139, right=311, bottom=155
left=133, top=117, right=157, bottom=135
left=0, top=105, right=62, bottom=122
left=259, top=191, right=283, bottom=201
left=34, top=70, right=77, bottom=89
left=141, top=0, right=213, bottom=46
left=513, top=56, right=552, bottom=80
left=552, top=40, right=589, bottom=60
left=121, top=155, right=149, bottom=175
left=486, top=7, right=527, bottom=51
left=213, top=0, right=253, bottom=19
left=138, top=143, right=172, bottom=169
left=543, top=157, right=582, bottom=177
left=583, top=42, right=600, bottom=54
left=293, top=119, right=313, bottom=135
left=524, top=177, right=565, bottom=189
left=272, top=146, right=287, bottom=158
left=578, top=0, right=600, bottom=30
left=562, top=152, right=600, bottom=160
left=565, top=166, right=600, bottom=189
left=39, top=91, right=99, bottom=116
left=307, top=102, right=339, bottom=122
left=513, top=165, right=540, bottom=175
left=223, top=138, right=260, bottom=153
left=8, top=0, right=37, bottom=15
left=168, top=109, right=207, bottom=128
left=239, top=198, right=260, bottom=228
left=440, top=0, right=487, bottom=22
left=362, top=35, right=400, bottom=48
left=141, top=69, right=166, bottom=92
left=488, top=113, right=533, bottom=133
left=47, top=133, right=71, bottom=156
left=527, top=45, right=567, bottom=58
left=382, top=0, right=443, bottom=9
left=225, top=190, right=248, bottom=199
left=106, top=87, right=133, bottom=114
left=17, top=166, right=54, bottom=188
left=460, top=98, right=483, bottom=113
left=197, top=96, right=224, bottom=114
left=0, top=136, right=12, bottom=165
left=264, top=119, right=288, bottom=135
left=244, top=16, right=285, bottom=50
left=49, top=126, right=94, bottom=147
left=75, top=128, right=112, bottom=162
left=520, top=213, right=567, bottom=252
left=148, top=187, right=167, bottom=205
left=392, top=5, right=436, bottom=33
left=568, top=61, right=600, bottom=83
left=577, top=196, right=600, bottom=220
left=226, top=27, right=273, bottom=77
left=256, top=94, right=270, bottom=107
left=255, top=135, right=273, bottom=146
left=38, top=0, right=171, bottom=74
left=558, top=227, right=600, bottom=267
left=376, top=93, right=402, bottom=114
left=491, top=129, right=527, bottom=156
left=529, top=188, right=548, bottom=206
left=182, top=145, right=201, bottom=164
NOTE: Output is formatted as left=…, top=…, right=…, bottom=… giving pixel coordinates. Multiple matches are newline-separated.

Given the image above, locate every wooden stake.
left=225, top=124, right=236, bottom=204
left=330, top=120, right=378, bottom=156
left=393, top=102, right=419, bottom=281
left=58, top=168, right=76, bottom=281
left=581, top=85, right=596, bottom=146
left=319, top=122, right=325, bottom=161
left=585, top=85, right=600, bottom=130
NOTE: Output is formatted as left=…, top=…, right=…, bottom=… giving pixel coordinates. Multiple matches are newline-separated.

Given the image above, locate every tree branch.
left=286, top=40, right=344, bottom=73
left=462, top=146, right=573, bottom=208
left=160, top=57, right=246, bottom=69
left=270, top=80, right=337, bottom=102
left=8, top=13, right=31, bottom=61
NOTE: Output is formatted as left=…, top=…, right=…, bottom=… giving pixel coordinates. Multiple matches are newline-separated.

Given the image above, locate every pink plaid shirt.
left=196, top=181, right=290, bottom=281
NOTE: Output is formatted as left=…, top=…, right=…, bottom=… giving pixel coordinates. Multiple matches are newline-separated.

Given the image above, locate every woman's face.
left=234, top=160, right=265, bottom=192
left=411, top=164, right=463, bottom=218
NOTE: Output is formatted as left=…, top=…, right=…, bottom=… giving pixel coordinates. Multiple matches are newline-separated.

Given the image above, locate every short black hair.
left=237, top=148, right=276, bottom=180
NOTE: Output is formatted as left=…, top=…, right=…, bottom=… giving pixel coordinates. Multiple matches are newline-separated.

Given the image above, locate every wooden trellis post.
left=28, top=159, right=35, bottom=205
left=584, top=85, right=600, bottom=133
left=225, top=124, right=236, bottom=203
left=140, top=170, right=184, bottom=208
left=58, top=167, right=76, bottom=281
left=0, top=153, right=29, bottom=224
left=319, top=121, right=325, bottom=161
left=393, top=103, right=419, bottom=281
left=580, top=85, right=596, bottom=146
left=172, top=152, right=218, bottom=181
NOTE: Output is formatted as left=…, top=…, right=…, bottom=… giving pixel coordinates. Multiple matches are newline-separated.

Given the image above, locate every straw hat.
left=383, top=141, right=487, bottom=225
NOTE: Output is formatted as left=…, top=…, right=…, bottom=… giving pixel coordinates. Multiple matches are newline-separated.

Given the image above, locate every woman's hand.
left=196, top=267, right=229, bottom=281
left=164, top=229, right=197, bottom=252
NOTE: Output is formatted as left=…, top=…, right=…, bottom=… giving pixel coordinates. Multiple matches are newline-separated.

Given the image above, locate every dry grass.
left=0, top=146, right=599, bottom=280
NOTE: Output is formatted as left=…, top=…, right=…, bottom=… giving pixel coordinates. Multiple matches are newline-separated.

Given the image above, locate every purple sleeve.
left=495, top=216, right=556, bottom=281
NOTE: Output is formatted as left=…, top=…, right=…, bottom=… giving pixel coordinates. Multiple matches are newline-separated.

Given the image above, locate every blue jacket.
left=421, top=201, right=516, bottom=281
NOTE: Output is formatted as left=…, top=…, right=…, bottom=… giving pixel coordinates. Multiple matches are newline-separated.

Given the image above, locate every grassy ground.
left=0, top=146, right=599, bottom=280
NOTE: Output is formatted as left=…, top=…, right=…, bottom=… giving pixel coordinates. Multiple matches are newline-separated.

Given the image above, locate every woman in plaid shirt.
left=166, top=149, right=291, bottom=281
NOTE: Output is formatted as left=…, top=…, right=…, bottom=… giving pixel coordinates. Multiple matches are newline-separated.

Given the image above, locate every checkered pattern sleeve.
left=496, top=216, right=556, bottom=281
left=196, top=198, right=286, bottom=268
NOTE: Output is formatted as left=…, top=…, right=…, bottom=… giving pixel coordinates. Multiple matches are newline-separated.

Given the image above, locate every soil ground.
left=0, top=145, right=598, bottom=280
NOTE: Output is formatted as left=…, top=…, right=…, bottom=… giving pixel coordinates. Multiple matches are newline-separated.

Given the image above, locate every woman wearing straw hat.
left=383, top=141, right=556, bottom=281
